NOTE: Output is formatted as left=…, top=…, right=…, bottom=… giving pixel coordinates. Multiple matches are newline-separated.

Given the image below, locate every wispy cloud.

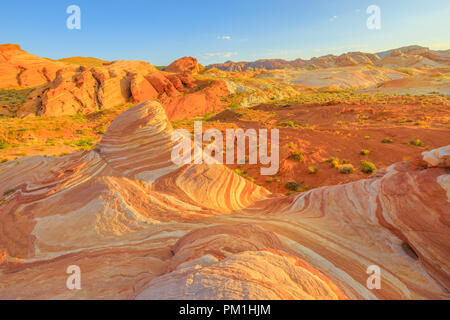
left=329, top=15, right=338, bottom=22
left=201, top=51, right=238, bottom=59
left=217, top=35, right=232, bottom=40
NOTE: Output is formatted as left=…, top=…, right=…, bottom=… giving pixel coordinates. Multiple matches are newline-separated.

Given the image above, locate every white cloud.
left=217, top=36, right=232, bottom=40
left=201, top=52, right=238, bottom=59
left=329, top=15, right=338, bottom=22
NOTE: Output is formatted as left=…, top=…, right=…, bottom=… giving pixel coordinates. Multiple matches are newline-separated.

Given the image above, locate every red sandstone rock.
left=165, top=56, right=200, bottom=74
left=0, top=44, right=66, bottom=88
left=0, top=101, right=448, bottom=299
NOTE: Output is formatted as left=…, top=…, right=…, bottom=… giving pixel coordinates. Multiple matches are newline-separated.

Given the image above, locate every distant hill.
left=58, top=56, right=110, bottom=67
left=208, top=45, right=450, bottom=71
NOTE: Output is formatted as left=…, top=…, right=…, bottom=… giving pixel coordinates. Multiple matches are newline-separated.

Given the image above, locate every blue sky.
left=1, top=0, right=449, bottom=65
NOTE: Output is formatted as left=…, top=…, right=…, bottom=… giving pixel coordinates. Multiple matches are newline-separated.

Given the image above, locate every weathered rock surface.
left=0, top=45, right=227, bottom=119
left=165, top=57, right=200, bottom=74
left=0, top=44, right=66, bottom=88
left=0, top=101, right=448, bottom=300
left=16, top=59, right=228, bottom=119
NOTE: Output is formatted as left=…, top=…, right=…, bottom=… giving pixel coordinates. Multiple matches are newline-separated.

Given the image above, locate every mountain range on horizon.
left=207, top=45, right=450, bottom=71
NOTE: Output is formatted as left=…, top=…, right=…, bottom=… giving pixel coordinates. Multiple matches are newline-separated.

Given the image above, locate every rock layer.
left=0, top=101, right=448, bottom=300
left=16, top=60, right=228, bottom=119
left=0, top=45, right=228, bottom=119
left=0, top=44, right=66, bottom=88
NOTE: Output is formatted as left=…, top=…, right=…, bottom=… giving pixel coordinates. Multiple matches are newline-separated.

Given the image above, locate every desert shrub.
left=339, top=164, right=354, bottom=174
left=381, top=138, right=393, bottom=143
left=364, top=136, right=370, bottom=140
left=1, top=159, right=8, bottom=163
left=409, top=139, right=424, bottom=147
left=74, top=138, right=94, bottom=147
left=282, top=121, right=296, bottom=127
left=360, top=149, right=370, bottom=155
left=285, top=181, right=302, bottom=192
left=234, top=169, right=247, bottom=176
left=328, top=157, right=340, bottom=168
left=286, top=142, right=297, bottom=149
left=308, top=166, right=318, bottom=174
left=0, top=140, right=10, bottom=150
left=273, top=178, right=281, bottom=182
left=361, top=160, right=377, bottom=173
left=246, top=177, right=256, bottom=183
left=288, top=150, right=304, bottom=161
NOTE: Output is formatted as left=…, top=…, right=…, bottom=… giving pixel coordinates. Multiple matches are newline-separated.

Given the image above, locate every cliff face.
left=0, top=100, right=448, bottom=299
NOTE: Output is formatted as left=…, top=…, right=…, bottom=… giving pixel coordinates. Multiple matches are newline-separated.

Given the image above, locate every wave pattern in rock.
left=0, top=101, right=448, bottom=300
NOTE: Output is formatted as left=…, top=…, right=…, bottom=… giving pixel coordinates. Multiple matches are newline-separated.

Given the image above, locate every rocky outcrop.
left=0, top=44, right=66, bottom=88
left=0, top=46, right=228, bottom=119
left=165, top=57, right=200, bottom=74
left=16, top=60, right=229, bottom=119
left=0, top=101, right=448, bottom=299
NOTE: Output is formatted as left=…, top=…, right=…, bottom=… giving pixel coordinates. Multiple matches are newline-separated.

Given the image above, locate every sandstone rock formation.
left=165, top=57, right=200, bottom=74
left=0, top=44, right=66, bottom=88
left=0, top=45, right=228, bottom=119
left=15, top=59, right=228, bottom=119
left=0, top=101, right=448, bottom=299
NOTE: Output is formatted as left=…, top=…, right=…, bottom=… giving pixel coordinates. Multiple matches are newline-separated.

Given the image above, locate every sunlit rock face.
left=0, top=101, right=448, bottom=300
left=0, top=46, right=228, bottom=120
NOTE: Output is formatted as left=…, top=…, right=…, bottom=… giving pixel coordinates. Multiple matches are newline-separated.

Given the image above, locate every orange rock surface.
left=15, top=60, right=228, bottom=119
left=0, top=44, right=66, bottom=88
left=165, top=57, right=200, bottom=74
left=0, top=101, right=448, bottom=299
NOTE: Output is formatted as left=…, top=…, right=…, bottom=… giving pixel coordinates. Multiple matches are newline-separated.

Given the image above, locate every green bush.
left=360, top=149, right=370, bottom=155
left=381, top=138, right=393, bottom=143
left=285, top=182, right=302, bottom=192
left=282, top=121, right=296, bottom=127
left=288, top=150, right=304, bottom=161
left=308, top=166, right=318, bottom=174
left=361, top=160, right=377, bottom=173
left=328, top=157, right=340, bottom=168
left=409, top=139, right=424, bottom=147
left=339, top=164, right=354, bottom=174
left=234, top=169, right=247, bottom=176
